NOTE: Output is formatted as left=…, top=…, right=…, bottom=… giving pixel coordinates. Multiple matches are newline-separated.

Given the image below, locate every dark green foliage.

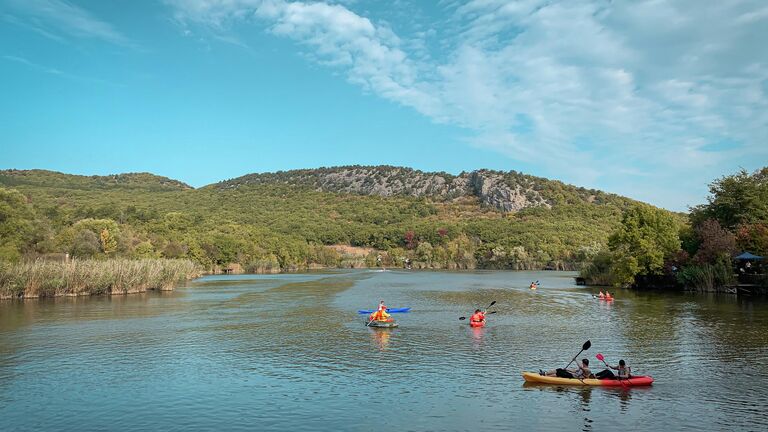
left=676, top=258, right=735, bottom=292
left=690, top=167, right=768, bottom=230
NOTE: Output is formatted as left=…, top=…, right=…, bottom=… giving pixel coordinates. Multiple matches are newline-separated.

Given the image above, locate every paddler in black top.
left=542, top=358, right=591, bottom=379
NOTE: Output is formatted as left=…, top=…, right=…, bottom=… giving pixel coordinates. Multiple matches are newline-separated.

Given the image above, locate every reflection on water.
left=370, top=327, right=393, bottom=351
left=1, top=270, right=767, bottom=431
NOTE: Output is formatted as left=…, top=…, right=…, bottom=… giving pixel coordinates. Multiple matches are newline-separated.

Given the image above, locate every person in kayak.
left=598, top=290, right=605, bottom=299
left=596, top=359, right=631, bottom=379
left=529, top=281, right=538, bottom=290
left=470, top=309, right=485, bottom=325
left=369, top=301, right=391, bottom=322
left=541, top=358, right=591, bottom=379
left=605, top=292, right=613, bottom=300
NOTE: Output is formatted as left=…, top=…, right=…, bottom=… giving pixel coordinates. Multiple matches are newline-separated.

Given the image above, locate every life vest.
left=470, top=312, right=485, bottom=322
left=370, top=309, right=390, bottom=321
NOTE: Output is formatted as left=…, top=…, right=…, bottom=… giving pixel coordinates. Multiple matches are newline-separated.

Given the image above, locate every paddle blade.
left=583, top=340, right=591, bottom=351
left=486, top=311, right=497, bottom=314
left=488, top=301, right=497, bottom=308
left=459, top=317, right=467, bottom=320
left=596, top=353, right=605, bottom=361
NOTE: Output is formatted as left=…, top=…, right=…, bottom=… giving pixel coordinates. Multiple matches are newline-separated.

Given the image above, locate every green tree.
left=691, top=167, right=768, bottom=230
left=100, top=228, right=117, bottom=255
left=608, top=205, right=681, bottom=286
left=0, top=188, right=38, bottom=260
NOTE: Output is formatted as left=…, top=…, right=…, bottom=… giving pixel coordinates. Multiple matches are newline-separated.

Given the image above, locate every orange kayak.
left=522, top=372, right=653, bottom=386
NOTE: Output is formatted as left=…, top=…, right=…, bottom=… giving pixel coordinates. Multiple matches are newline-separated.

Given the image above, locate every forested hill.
left=0, top=169, right=192, bottom=192
left=210, top=166, right=635, bottom=212
left=0, top=166, right=661, bottom=272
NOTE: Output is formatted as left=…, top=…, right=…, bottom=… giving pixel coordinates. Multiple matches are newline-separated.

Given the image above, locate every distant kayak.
left=521, top=372, right=653, bottom=387
left=366, top=320, right=398, bottom=328
left=358, top=307, right=411, bottom=314
left=469, top=320, right=486, bottom=328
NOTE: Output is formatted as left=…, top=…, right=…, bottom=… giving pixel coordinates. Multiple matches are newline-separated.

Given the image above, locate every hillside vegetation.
left=0, top=166, right=655, bottom=272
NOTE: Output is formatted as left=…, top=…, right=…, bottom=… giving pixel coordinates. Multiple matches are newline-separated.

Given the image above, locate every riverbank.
left=0, top=259, right=201, bottom=299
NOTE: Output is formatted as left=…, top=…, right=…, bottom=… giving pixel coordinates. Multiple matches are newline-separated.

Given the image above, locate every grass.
left=0, top=259, right=201, bottom=299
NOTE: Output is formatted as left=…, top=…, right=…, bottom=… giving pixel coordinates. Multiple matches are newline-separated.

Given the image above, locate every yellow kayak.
left=521, top=372, right=653, bottom=387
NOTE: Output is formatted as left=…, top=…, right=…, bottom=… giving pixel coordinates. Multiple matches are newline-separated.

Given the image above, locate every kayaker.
left=529, top=281, right=538, bottom=290
left=541, top=358, right=591, bottom=379
left=369, top=301, right=391, bottom=322
left=596, top=359, right=631, bottom=379
left=598, top=290, right=605, bottom=298
left=470, top=309, right=485, bottom=325
left=605, top=292, right=613, bottom=300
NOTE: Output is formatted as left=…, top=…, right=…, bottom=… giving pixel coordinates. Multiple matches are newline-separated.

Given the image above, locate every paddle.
left=459, top=301, right=497, bottom=321
left=458, top=311, right=496, bottom=320
left=564, top=340, right=591, bottom=369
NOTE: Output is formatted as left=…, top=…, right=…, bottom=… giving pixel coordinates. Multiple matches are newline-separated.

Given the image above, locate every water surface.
left=1, top=270, right=767, bottom=431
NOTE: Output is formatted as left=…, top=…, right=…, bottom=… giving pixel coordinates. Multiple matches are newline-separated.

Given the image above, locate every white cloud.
left=6, top=0, right=132, bottom=46
left=167, top=0, right=768, bottom=209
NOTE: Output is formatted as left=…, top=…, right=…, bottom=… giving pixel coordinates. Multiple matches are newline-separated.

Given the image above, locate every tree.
left=100, top=229, right=117, bottom=255
left=691, top=167, right=768, bottom=230
left=404, top=230, right=416, bottom=249
left=133, top=241, right=157, bottom=258
left=608, top=205, right=681, bottom=286
left=416, top=241, right=433, bottom=264
left=0, top=188, right=38, bottom=261
left=736, top=223, right=768, bottom=256
left=692, top=219, right=736, bottom=263
left=71, top=229, right=101, bottom=258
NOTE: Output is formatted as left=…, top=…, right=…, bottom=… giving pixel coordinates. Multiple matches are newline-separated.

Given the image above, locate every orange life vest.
left=470, top=312, right=485, bottom=322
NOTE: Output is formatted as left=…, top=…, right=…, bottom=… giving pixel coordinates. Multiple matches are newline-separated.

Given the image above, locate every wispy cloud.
left=3, top=54, right=121, bottom=85
left=5, top=0, right=134, bottom=47
left=166, top=0, right=768, bottom=208
left=3, top=54, right=64, bottom=75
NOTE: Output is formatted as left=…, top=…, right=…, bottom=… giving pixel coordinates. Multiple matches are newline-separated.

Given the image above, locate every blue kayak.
left=357, top=307, right=411, bottom=314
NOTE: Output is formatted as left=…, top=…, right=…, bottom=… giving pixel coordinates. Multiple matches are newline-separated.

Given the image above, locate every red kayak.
left=469, top=320, right=486, bottom=328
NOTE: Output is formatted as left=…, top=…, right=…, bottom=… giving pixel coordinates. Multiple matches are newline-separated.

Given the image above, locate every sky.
left=1, top=0, right=767, bottom=211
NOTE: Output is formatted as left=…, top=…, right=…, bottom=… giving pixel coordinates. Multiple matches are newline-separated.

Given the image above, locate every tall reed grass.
left=0, top=259, right=201, bottom=299
left=676, top=260, right=736, bottom=292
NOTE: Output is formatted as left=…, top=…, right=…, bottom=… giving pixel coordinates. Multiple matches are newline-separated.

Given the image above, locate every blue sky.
left=1, top=0, right=767, bottom=211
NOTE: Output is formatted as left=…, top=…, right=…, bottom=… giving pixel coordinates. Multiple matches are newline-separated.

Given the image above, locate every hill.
left=0, top=166, right=658, bottom=272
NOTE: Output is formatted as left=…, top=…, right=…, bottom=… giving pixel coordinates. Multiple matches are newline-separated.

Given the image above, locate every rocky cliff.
left=211, top=166, right=605, bottom=212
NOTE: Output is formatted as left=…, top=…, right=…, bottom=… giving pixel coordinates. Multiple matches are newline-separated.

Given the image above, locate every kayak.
left=521, top=372, right=653, bottom=387
left=366, top=320, right=398, bottom=328
left=357, top=307, right=411, bottom=314
left=469, top=320, right=486, bottom=328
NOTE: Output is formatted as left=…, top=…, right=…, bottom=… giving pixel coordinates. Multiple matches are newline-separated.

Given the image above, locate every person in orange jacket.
left=369, top=301, right=391, bottom=322
left=470, top=309, right=485, bottom=324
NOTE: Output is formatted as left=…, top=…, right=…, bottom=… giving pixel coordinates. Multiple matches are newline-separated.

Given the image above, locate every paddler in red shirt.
left=470, top=309, right=485, bottom=325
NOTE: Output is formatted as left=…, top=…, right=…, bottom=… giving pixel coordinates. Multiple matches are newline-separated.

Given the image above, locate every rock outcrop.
left=213, top=166, right=560, bottom=212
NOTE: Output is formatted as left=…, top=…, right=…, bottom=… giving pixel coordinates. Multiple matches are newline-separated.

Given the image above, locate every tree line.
left=580, top=167, right=768, bottom=291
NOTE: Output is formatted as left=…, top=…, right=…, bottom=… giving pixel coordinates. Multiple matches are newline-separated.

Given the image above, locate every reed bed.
left=0, top=259, right=201, bottom=299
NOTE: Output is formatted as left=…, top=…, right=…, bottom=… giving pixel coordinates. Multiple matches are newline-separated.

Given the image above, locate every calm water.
left=1, top=270, right=767, bottom=431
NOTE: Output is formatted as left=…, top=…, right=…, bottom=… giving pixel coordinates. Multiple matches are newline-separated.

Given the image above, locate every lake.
left=1, top=270, right=767, bottom=431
